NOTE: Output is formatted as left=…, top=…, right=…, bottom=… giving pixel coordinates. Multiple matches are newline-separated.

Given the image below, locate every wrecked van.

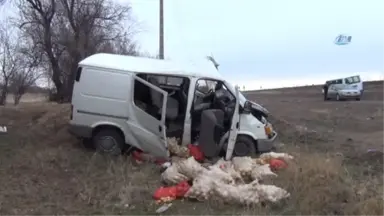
left=68, top=53, right=277, bottom=160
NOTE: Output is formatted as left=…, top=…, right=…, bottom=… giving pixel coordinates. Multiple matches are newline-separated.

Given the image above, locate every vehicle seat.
left=198, top=109, right=224, bottom=158
left=148, top=77, right=179, bottom=120
left=178, top=80, right=189, bottom=112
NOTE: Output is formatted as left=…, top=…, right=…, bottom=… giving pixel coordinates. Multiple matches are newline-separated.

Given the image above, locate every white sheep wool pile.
left=160, top=151, right=294, bottom=206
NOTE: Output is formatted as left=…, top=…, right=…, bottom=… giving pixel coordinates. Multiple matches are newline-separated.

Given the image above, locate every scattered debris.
left=131, top=150, right=168, bottom=165
left=167, top=138, right=205, bottom=161
left=156, top=144, right=294, bottom=206
left=268, top=159, right=287, bottom=171
left=132, top=138, right=294, bottom=206
left=153, top=181, right=191, bottom=201
left=155, top=203, right=173, bottom=214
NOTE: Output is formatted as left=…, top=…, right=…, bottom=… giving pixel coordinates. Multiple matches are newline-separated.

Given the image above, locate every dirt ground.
left=0, top=81, right=382, bottom=215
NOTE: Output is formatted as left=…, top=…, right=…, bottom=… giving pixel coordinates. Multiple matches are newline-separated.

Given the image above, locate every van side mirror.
left=243, top=101, right=252, bottom=113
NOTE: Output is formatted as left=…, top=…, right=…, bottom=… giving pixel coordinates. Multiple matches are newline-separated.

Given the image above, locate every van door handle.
left=158, top=126, right=162, bottom=132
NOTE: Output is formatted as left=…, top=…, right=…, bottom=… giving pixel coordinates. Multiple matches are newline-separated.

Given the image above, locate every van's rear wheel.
left=233, top=135, right=256, bottom=156
left=93, top=129, right=124, bottom=156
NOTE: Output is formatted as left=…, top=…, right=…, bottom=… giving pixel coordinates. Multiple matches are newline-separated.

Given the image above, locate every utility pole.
left=159, top=0, right=164, bottom=59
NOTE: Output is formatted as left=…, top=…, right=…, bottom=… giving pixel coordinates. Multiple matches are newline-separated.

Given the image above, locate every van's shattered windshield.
left=345, top=76, right=361, bottom=84
left=224, top=81, right=247, bottom=105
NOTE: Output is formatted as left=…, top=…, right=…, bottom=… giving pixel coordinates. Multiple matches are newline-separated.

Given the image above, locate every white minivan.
left=323, top=75, right=363, bottom=101
left=69, top=53, right=277, bottom=160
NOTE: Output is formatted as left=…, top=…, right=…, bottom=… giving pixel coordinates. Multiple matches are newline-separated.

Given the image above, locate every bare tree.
left=0, top=20, right=20, bottom=105
left=9, top=38, right=43, bottom=105
left=16, top=0, right=139, bottom=102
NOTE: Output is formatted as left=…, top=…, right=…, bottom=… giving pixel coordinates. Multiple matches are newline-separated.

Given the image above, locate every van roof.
left=325, top=75, right=361, bottom=82
left=79, top=53, right=223, bottom=79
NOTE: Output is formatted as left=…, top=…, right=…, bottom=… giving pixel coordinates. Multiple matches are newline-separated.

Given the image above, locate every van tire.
left=356, top=97, right=361, bottom=101
left=92, top=129, right=124, bottom=156
left=336, top=94, right=340, bottom=101
left=233, top=135, right=256, bottom=156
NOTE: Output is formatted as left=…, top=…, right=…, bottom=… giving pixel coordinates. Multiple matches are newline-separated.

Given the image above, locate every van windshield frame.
left=345, top=76, right=361, bottom=84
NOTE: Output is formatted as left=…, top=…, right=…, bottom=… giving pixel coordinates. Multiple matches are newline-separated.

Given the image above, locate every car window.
left=345, top=77, right=353, bottom=84
left=148, top=75, right=183, bottom=86
left=166, top=77, right=183, bottom=86
left=221, top=84, right=235, bottom=101
left=196, top=79, right=217, bottom=94
left=352, top=76, right=360, bottom=83
left=345, top=76, right=361, bottom=84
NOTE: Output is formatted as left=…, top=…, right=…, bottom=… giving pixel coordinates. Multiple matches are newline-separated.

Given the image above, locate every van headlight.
left=264, top=124, right=273, bottom=137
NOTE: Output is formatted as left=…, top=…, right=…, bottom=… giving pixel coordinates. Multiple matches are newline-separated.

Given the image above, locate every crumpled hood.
left=249, top=100, right=270, bottom=116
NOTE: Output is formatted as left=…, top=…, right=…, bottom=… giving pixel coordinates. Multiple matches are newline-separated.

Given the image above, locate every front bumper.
left=258, top=130, right=278, bottom=152
left=339, top=94, right=360, bottom=99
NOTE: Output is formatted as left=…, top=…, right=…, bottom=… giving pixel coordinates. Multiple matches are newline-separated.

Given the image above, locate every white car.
left=325, top=86, right=361, bottom=101
left=323, top=75, right=363, bottom=101
left=68, top=53, right=277, bottom=160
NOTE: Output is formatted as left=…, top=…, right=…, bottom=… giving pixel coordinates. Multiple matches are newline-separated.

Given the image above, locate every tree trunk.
left=65, top=62, right=78, bottom=103
left=13, top=93, right=22, bottom=105
left=0, top=85, right=8, bottom=106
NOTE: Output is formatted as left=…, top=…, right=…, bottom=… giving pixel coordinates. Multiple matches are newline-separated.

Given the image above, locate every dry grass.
left=0, top=102, right=382, bottom=215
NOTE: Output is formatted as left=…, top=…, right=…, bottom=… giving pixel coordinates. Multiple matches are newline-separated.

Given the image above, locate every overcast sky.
left=1, top=0, right=383, bottom=89
left=129, top=0, right=384, bottom=89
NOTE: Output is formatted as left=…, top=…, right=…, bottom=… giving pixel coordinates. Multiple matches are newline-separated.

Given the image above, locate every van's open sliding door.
left=225, top=86, right=240, bottom=160
left=128, top=75, right=169, bottom=158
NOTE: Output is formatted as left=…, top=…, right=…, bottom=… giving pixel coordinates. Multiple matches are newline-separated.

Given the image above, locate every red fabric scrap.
left=174, top=181, right=191, bottom=197
left=269, top=158, right=288, bottom=171
left=132, top=150, right=144, bottom=162
left=153, top=181, right=191, bottom=200
left=132, top=150, right=169, bottom=165
left=154, top=158, right=168, bottom=165
left=187, top=144, right=204, bottom=161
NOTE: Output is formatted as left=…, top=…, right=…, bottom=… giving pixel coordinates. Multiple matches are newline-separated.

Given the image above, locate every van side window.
left=196, top=80, right=209, bottom=93
left=134, top=73, right=190, bottom=124
left=148, top=75, right=183, bottom=86
left=133, top=79, right=163, bottom=120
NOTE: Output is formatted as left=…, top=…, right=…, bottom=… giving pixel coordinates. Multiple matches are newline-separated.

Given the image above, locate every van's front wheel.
left=233, top=135, right=256, bottom=156
left=93, top=129, right=124, bottom=156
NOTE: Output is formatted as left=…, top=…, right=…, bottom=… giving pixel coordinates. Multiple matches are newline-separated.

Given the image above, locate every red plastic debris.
left=174, top=181, right=191, bottom=197
left=132, top=150, right=169, bottom=165
left=154, top=158, right=168, bottom=165
left=187, top=144, right=204, bottom=162
left=269, top=158, right=288, bottom=171
left=153, top=186, right=177, bottom=200
left=132, top=150, right=144, bottom=162
left=153, top=181, right=191, bottom=200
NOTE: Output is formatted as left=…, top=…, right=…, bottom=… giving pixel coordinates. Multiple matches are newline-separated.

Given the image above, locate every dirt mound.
left=344, top=151, right=384, bottom=174
left=0, top=103, right=71, bottom=141
left=269, top=116, right=329, bottom=147
left=360, top=151, right=383, bottom=163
